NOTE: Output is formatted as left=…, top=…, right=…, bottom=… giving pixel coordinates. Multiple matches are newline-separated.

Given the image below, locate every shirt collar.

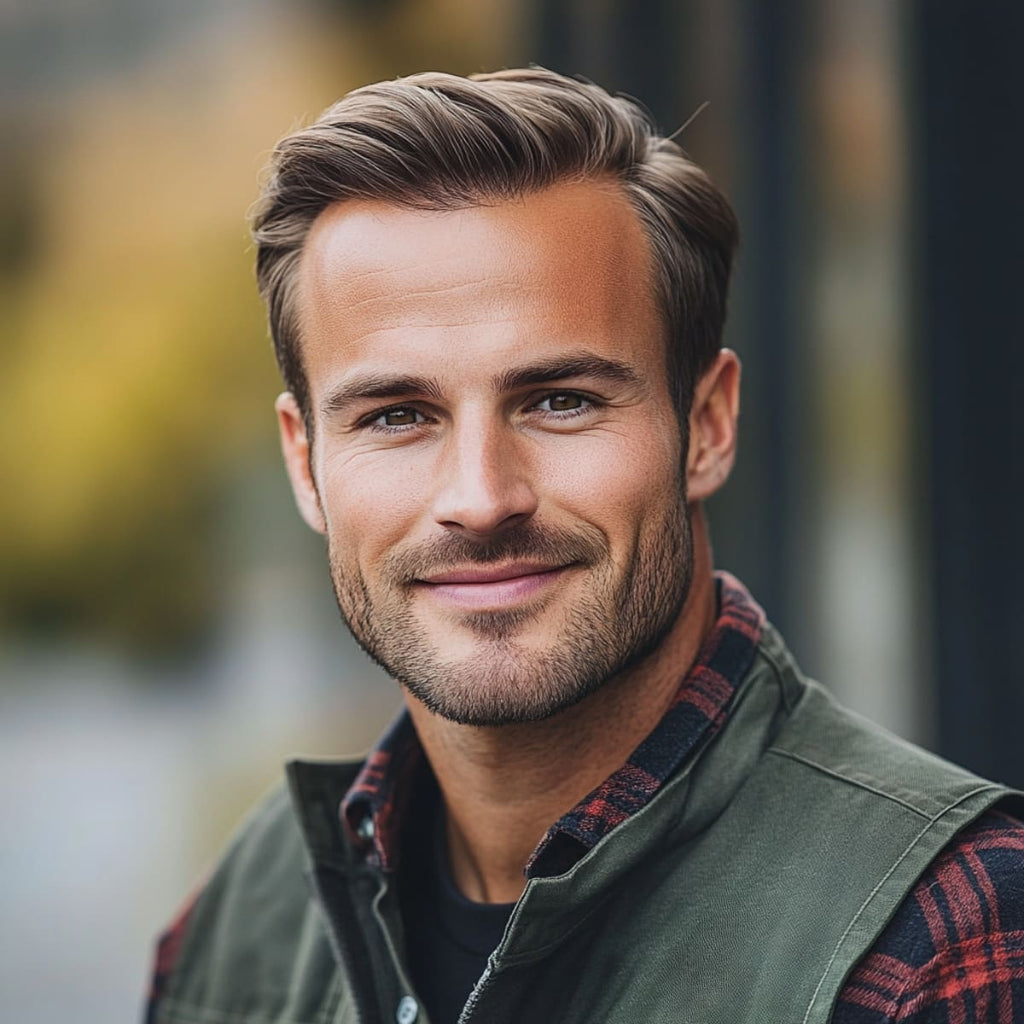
left=341, top=571, right=764, bottom=875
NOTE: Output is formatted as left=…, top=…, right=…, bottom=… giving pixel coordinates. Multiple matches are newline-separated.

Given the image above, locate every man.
left=146, top=68, right=1024, bottom=1024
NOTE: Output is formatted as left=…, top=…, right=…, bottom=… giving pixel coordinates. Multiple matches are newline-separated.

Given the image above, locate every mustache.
left=381, top=522, right=608, bottom=584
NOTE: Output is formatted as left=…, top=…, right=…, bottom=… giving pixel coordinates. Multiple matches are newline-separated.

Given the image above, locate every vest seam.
left=492, top=895, right=611, bottom=966
left=800, top=784, right=1001, bottom=1024
left=751, top=641, right=797, bottom=712
left=766, top=747, right=937, bottom=819
left=319, top=973, right=345, bottom=1024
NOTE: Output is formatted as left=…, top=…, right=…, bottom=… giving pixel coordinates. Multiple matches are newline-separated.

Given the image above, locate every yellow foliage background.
left=0, top=1, right=524, bottom=652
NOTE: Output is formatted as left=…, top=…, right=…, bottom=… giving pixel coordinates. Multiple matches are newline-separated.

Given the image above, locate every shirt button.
left=396, top=995, right=418, bottom=1024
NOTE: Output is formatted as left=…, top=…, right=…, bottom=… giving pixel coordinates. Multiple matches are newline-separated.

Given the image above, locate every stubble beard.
left=327, top=502, right=693, bottom=727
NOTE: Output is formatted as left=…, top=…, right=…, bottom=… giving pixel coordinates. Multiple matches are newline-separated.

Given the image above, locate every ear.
left=685, top=349, right=741, bottom=503
left=275, top=392, right=326, bottom=535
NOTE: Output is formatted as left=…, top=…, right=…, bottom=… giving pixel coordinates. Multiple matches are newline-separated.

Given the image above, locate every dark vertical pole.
left=535, top=0, right=693, bottom=129
left=535, top=0, right=575, bottom=76
left=910, top=3, right=1024, bottom=786
left=714, top=0, right=812, bottom=657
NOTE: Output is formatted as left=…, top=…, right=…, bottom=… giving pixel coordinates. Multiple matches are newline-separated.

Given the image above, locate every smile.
left=414, top=564, right=570, bottom=610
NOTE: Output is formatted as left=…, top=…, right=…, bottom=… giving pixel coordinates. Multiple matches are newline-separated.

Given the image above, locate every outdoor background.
left=1, top=2, right=1021, bottom=1021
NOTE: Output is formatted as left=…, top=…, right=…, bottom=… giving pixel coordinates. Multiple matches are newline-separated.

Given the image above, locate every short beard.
left=327, top=505, right=693, bottom=727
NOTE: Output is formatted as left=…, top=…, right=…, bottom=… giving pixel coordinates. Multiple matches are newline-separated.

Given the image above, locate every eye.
left=533, top=392, right=593, bottom=416
left=366, top=406, right=426, bottom=430
left=545, top=393, right=583, bottom=411
left=382, top=407, right=420, bottom=426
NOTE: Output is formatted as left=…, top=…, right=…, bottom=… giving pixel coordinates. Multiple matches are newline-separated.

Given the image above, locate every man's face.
left=285, top=181, right=693, bottom=725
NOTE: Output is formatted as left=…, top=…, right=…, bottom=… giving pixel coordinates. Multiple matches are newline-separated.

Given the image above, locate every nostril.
left=431, top=441, right=538, bottom=534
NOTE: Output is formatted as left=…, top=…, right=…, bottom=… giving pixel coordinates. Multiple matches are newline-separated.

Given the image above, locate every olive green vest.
left=152, top=624, right=1020, bottom=1024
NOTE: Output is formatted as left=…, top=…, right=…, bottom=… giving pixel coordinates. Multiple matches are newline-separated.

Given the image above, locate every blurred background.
left=1, top=1, right=1021, bottom=1020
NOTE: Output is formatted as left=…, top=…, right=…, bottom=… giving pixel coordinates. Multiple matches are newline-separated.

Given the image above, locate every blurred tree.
left=0, top=0, right=530, bottom=661
left=0, top=11, right=336, bottom=656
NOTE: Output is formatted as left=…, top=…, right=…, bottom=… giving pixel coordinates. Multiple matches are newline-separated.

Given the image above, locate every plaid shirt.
left=149, top=573, right=1024, bottom=1022
left=341, top=572, right=1024, bottom=1023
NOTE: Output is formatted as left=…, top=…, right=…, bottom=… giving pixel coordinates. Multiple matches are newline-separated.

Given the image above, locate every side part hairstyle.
left=252, top=67, right=739, bottom=427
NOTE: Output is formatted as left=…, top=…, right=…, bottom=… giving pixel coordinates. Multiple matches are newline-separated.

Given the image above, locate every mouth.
left=414, top=562, right=572, bottom=610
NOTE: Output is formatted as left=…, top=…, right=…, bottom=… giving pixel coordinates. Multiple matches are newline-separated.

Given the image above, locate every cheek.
left=318, top=452, right=433, bottom=561
left=538, top=431, right=682, bottom=532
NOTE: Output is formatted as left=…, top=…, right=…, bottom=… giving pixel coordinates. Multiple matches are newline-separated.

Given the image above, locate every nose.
left=430, top=416, right=538, bottom=539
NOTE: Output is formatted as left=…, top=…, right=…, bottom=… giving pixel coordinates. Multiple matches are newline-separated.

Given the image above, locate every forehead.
left=295, top=181, right=664, bottom=393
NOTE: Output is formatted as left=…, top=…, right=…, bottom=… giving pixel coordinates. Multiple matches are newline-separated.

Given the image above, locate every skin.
left=277, top=180, right=740, bottom=903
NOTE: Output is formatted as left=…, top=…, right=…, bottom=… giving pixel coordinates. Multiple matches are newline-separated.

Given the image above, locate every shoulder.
left=184, top=783, right=309, bottom=908
left=145, top=785, right=314, bottom=1023
left=834, top=808, right=1024, bottom=1023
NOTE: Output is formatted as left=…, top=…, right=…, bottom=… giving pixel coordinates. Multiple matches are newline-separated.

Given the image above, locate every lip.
left=415, top=563, right=570, bottom=610
left=419, top=562, right=565, bottom=585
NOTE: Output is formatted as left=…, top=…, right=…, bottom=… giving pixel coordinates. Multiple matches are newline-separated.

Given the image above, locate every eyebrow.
left=493, top=352, right=643, bottom=393
left=321, top=373, right=444, bottom=418
left=320, top=351, right=643, bottom=418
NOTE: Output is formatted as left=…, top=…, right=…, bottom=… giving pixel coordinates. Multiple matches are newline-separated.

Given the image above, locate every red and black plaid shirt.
left=341, top=572, right=1024, bottom=1023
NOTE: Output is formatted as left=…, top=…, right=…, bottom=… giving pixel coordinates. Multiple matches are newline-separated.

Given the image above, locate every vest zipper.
left=457, top=876, right=533, bottom=1022
left=456, top=962, right=493, bottom=1024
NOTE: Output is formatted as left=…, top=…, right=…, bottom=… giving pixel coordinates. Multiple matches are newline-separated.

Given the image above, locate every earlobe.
left=685, top=349, right=741, bottom=503
left=275, top=392, right=327, bottom=534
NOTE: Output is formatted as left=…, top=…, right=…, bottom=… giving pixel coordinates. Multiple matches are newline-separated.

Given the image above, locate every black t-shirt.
left=399, top=785, right=515, bottom=1024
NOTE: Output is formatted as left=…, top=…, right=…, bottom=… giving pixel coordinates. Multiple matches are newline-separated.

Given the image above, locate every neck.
left=406, top=508, right=718, bottom=904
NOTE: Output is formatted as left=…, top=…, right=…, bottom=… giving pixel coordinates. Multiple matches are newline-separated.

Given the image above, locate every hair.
left=252, top=67, right=739, bottom=427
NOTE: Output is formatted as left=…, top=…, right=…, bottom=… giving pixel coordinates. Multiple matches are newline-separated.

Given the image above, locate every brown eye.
left=540, top=393, right=587, bottom=412
left=380, top=407, right=421, bottom=427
